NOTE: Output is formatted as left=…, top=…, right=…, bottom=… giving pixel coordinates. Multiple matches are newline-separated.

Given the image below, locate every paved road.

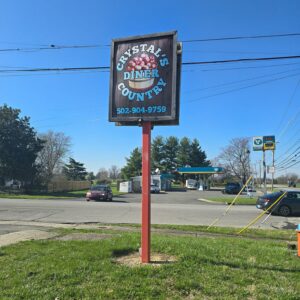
left=0, top=191, right=298, bottom=233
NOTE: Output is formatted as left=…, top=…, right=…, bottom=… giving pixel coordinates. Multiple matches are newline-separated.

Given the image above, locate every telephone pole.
left=271, top=149, right=275, bottom=191
left=263, top=150, right=267, bottom=193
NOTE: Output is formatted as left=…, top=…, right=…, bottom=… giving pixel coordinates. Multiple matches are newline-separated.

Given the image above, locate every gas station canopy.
left=177, top=167, right=224, bottom=175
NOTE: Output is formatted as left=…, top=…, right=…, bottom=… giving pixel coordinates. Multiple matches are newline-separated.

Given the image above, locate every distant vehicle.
left=186, top=179, right=198, bottom=190
left=86, top=185, right=113, bottom=201
left=256, top=190, right=300, bottom=216
left=223, top=182, right=241, bottom=194
left=150, top=184, right=160, bottom=193
left=288, top=181, right=296, bottom=188
left=243, top=186, right=256, bottom=193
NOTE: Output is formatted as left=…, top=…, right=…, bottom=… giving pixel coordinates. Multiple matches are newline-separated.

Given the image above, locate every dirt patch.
left=115, top=252, right=177, bottom=267
left=0, top=230, right=57, bottom=247
left=55, top=233, right=117, bottom=241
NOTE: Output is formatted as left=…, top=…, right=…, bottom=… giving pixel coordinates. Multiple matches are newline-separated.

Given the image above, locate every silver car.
left=150, top=184, right=160, bottom=193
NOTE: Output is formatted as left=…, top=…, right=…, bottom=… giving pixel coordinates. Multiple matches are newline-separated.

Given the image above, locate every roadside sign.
left=263, top=136, right=276, bottom=151
left=253, top=136, right=263, bottom=151
left=267, top=166, right=275, bottom=174
left=108, top=31, right=182, bottom=264
left=109, top=31, right=181, bottom=126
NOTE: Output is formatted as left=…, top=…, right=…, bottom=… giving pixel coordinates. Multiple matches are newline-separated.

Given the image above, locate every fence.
left=47, top=180, right=91, bottom=193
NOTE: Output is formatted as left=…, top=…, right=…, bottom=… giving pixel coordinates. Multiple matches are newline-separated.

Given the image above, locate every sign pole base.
left=141, top=121, right=151, bottom=263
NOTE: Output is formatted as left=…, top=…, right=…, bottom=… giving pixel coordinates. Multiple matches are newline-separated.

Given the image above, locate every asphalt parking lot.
left=114, top=189, right=258, bottom=205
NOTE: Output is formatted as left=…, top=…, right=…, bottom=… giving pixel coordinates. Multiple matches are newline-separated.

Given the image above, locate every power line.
left=0, top=66, right=109, bottom=73
left=182, top=32, right=300, bottom=43
left=185, top=49, right=297, bottom=55
left=275, top=79, right=300, bottom=135
left=277, top=109, right=300, bottom=142
left=277, top=128, right=300, bottom=161
left=181, top=55, right=300, bottom=66
left=183, top=62, right=300, bottom=72
left=183, top=67, right=300, bottom=94
left=275, top=139, right=300, bottom=162
left=275, top=148, right=300, bottom=167
left=0, top=70, right=108, bottom=78
left=0, top=44, right=108, bottom=53
left=187, top=72, right=300, bottom=103
left=277, top=159, right=300, bottom=171
left=0, top=32, right=300, bottom=53
left=0, top=54, right=300, bottom=74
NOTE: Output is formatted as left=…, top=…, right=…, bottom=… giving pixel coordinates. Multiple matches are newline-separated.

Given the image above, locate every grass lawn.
left=205, top=196, right=257, bottom=205
left=0, top=186, right=124, bottom=199
left=0, top=227, right=299, bottom=299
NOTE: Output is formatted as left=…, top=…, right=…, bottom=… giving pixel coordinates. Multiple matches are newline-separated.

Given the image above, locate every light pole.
left=257, top=160, right=262, bottom=188
left=271, top=149, right=275, bottom=191
left=263, top=150, right=267, bottom=193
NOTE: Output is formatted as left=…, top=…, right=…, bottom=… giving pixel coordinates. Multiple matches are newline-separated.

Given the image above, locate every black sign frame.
left=109, top=31, right=180, bottom=126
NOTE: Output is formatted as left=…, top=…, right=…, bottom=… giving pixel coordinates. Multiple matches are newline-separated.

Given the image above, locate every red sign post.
left=141, top=121, right=151, bottom=262
left=109, top=31, right=181, bottom=263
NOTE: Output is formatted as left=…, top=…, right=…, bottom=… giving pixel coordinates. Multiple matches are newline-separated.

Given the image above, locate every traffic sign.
left=267, top=166, right=275, bottom=174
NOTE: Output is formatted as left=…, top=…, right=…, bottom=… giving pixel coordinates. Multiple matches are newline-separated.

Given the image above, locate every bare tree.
left=109, top=165, right=120, bottom=180
left=287, top=173, right=298, bottom=186
left=37, top=131, right=71, bottom=183
left=276, top=173, right=298, bottom=185
left=217, top=138, right=251, bottom=184
left=96, top=168, right=109, bottom=181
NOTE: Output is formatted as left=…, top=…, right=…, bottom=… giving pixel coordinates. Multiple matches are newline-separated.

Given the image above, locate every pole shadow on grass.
left=112, top=248, right=137, bottom=257
left=199, top=257, right=300, bottom=273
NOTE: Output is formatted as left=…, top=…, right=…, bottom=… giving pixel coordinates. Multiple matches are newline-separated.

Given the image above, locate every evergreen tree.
left=151, top=136, right=165, bottom=170
left=63, top=158, right=88, bottom=180
left=177, top=137, right=192, bottom=167
left=121, top=147, right=142, bottom=179
left=162, top=136, right=179, bottom=172
left=189, top=139, right=210, bottom=167
left=0, top=104, right=43, bottom=185
left=86, top=172, right=96, bottom=181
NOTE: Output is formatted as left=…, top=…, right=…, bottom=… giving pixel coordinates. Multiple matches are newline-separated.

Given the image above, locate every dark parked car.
left=288, top=181, right=296, bottom=188
left=223, top=182, right=241, bottom=194
left=86, top=185, right=113, bottom=201
left=256, top=190, right=300, bottom=216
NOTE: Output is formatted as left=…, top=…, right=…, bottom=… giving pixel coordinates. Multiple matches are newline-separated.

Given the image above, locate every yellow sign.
left=263, top=136, right=275, bottom=151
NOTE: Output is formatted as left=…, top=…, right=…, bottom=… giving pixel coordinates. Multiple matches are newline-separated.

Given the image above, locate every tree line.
left=0, top=105, right=89, bottom=188
left=0, top=104, right=123, bottom=188
left=1, top=104, right=265, bottom=189
left=121, top=136, right=210, bottom=179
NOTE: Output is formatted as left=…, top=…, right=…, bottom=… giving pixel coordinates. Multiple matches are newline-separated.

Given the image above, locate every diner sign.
left=109, top=31, right=180, bottom=125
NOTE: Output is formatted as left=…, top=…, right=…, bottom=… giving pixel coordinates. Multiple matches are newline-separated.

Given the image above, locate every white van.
left=186, top=179, right=198, bottom=190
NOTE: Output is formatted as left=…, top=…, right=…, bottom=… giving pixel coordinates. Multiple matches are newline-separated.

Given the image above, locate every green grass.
left=205, top=196, right=257, bottom=205
left=0, top=193, right=72, bottom=199
left=0, top=186, right=124, bottom=199
left=0, top=228, right=299, bottom=299
left=94, top=223, right=296, bottom=241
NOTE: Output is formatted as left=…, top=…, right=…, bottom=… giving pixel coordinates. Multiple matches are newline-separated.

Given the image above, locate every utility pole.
left=271, top=149, right=275, bottom=191
left=257, top=160, right=262, bottom=188
left=263, top=150, right=267, bottom=193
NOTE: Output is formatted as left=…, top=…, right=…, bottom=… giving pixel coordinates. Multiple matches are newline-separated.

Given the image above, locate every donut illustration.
left=126, top=53, right=158, bottom=90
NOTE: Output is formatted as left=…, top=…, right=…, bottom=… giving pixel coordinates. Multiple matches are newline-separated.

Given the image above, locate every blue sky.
left=0, top=0, right=299, bottom=176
